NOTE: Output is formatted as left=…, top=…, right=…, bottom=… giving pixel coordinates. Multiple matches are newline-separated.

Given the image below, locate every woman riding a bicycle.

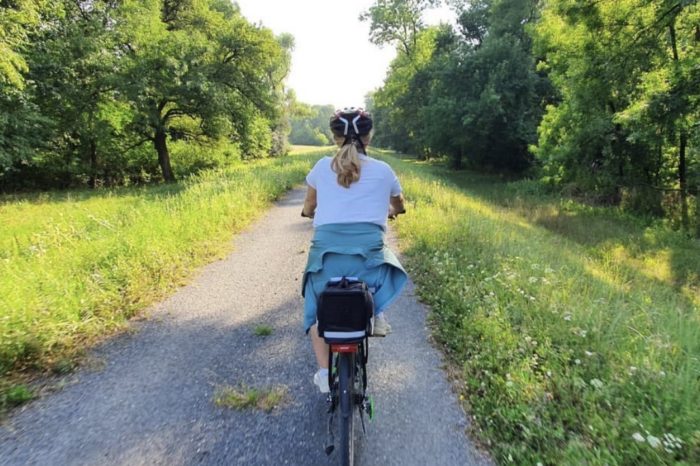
left=301, top=107, right=408, bottom=393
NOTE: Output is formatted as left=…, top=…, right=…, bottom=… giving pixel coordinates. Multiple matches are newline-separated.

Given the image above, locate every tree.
left=360, top=0, right=440, bottom=57
left=534, top=0, right=698, bottom=230
left=26, top=0, right=126, bottom=188
left=116, top=0, right=288, bottom=181
left=0, top=0, right=53, bottom=182
left=289, top=103, right=334, bottom=146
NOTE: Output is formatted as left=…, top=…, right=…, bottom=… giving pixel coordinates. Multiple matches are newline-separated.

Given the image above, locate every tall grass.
left=0, top=151, right=326, bottom=400
left=376, top=151, right=700, bottom=465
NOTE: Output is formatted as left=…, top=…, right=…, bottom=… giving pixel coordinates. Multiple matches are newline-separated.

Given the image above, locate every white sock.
left=318, top=367, right=329, bottom=376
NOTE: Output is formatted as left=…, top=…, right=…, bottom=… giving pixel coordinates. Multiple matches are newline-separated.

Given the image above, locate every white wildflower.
left=563, top=314, right=572, bottom=321
left=589, top=378, right=603, bottom=389
left=528, top=276, right=538, bottom=284
left=585, top=351, right=594, bottom=357
left=646, top=435, right=661, bottom=449
left=632, top=432, right=645, bottom=443
left=506, top=381, right=514, bottom=387
left=659, top=371, right=666, bottom=377
left=575, top=359, right=581, bottom=365
left=578, top=329, right=587, bottom=338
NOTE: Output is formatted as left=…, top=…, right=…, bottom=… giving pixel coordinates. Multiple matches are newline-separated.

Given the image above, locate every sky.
left=234, top=0, right=454, bottom=110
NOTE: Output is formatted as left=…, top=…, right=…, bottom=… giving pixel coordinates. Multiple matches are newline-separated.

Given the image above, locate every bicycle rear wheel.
left=337, top=352, right=356, bottom=466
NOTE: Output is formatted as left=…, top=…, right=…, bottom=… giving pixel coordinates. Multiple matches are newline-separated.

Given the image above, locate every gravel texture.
left=0, top=188, right=491, bottom=466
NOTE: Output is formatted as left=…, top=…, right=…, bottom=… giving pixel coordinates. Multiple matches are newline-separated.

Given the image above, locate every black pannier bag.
left=317, top=277, right=374, bottom=342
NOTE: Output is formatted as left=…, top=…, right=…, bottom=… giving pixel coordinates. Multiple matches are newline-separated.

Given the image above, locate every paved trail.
left=0, top=188, right=490, bottom=466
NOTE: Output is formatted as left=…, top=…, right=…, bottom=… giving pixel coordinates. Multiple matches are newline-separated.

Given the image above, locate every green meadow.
left=378, top=150, right=699, bottom=465
left=2, top=146, right=698, bottom=465
left=0, top=151, right=326, bottom=409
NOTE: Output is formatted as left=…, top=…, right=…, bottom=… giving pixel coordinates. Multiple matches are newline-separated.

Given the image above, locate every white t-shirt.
left=306, top=154, right=402, bottom=229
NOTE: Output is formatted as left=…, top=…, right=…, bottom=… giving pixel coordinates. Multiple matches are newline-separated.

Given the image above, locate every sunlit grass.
left=374, top=150, right=700, bottom=465
left=213, top=384, right=287, bottom=413
left=289, top=144, right=334, bottom=155
left=0, top=150, right=329, bottom=411
left=253, top=324, right=273, bottom=337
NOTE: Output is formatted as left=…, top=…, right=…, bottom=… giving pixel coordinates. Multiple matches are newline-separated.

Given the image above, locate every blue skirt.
left=301, top=223, right=408, bottom=332
left=303, top=253, right=404, bottom=332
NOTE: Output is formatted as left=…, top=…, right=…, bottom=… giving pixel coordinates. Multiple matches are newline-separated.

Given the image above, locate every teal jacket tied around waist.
left=302, top=222, right=408, bottom=332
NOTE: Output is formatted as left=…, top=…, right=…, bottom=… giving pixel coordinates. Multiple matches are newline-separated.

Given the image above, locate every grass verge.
left=0, top=150, right=328, bottom=412
left=375, top=150, right=700, bottom=465
left=253, top=325, right=273, bottom=337
left=213, top=384, right=287, bottom=413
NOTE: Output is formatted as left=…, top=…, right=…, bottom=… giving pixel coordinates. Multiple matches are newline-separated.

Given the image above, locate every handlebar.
left=388, top=208, right=406, bottom=220
left=301, top=208, right=406, bottom=220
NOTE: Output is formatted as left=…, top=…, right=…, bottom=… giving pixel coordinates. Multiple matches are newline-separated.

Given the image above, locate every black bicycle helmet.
left=329, top=107, right=373, bottom=138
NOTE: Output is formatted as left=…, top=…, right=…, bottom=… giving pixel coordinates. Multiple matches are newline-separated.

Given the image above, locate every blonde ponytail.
left=331, top=142, right=362, bottom=188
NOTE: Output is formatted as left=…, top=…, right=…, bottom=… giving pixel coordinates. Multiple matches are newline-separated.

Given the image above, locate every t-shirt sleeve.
left=306, top=159, right=322, bottom=188
left=389, top=168, right=402, bottom=197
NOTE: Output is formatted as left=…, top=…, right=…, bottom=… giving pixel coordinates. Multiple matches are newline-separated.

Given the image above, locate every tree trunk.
left=679, top=130, right=689, bottom=231
left=669, top=23, right=689, bottom=232
left=696, top=180, right=699, bottom=239
left=452, top=147, right=463, bottom=170
left=154, top=128, right=175, bottom=182
left=88, top=139, right=98, bottom=189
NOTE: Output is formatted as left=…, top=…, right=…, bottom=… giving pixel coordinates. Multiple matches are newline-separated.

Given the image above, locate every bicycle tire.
left=338, top=352, right=356, bottom=466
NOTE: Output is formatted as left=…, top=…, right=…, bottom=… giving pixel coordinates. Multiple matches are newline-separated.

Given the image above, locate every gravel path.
left=0, top=188, right=490, bottom=466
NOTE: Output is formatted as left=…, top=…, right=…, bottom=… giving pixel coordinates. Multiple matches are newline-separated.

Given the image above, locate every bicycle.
left=317, top=276, right=378, bottom=466
left=301, top=207, right=405, bottom=465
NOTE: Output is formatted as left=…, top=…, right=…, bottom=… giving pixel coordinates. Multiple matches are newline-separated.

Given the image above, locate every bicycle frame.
left=324, top=337, right=372, bottom=466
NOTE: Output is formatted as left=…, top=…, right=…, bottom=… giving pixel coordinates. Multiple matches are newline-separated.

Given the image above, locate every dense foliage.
left=382, top=151, right=699, bottom=465
left=0, top=0, right=292, bottom=190
left=364, top=0, right=698, bottom=234
left=289, top=103, right=335, bottom=146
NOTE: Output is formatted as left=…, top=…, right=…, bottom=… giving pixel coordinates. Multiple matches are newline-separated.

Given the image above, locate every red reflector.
left=331, top=344, right=358, bottom=353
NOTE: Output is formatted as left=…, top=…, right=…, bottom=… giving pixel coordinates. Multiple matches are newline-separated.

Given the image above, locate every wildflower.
left=528, top=276, right=538, bottom=284
left=589, top=378, right=603, bottom=389
left=632, top=432, right=645, bottom=443
left=659, top=371, right=666, bottom=377
left=662, top=433, right=683, bottom=450
left=563, top=314, right=572, bottom=321
left=575, top=359, right=581, bottom=365
left=646, top=435, right=661, bottom=449
left=578, top=329, right=587, bottom=338
left=506, top=381, right=514, bottom=387
left=585, top=351, right=594, bottom=357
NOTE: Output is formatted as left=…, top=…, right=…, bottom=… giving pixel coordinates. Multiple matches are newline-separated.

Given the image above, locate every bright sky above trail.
left=234, top=0, right=454, bottom=110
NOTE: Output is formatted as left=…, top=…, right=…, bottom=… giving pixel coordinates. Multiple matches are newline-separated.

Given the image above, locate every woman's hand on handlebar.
left=388, top=207, right=406, bottom=220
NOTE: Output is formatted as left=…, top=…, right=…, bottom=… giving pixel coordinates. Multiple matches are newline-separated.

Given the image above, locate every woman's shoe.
left=313, top=369, right=330, bottom=393
left=372, top=314, right=392, bottom=336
